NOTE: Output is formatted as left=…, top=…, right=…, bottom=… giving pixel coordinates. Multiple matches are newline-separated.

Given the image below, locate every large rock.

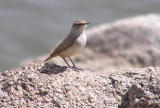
left=0, top=63, right=159, bottom=107
left=86, top=14, right=160, bottom=67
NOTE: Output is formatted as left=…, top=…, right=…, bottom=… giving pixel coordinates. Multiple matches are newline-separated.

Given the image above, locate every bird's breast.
left=76, top=31, right=87, bottom=48
left=59, top=31, right=87, bottom=57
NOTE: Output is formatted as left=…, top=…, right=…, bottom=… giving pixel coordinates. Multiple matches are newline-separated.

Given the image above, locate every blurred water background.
left=0, top=0, right=160, bottom=72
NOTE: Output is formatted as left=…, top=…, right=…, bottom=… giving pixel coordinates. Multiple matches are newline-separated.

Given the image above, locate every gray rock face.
left=1, top=14, right=160, bottom=107
left=87, top=14, right=160, bottom=67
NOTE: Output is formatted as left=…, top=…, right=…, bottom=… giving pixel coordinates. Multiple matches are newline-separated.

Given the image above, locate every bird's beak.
left=85, top=22, right=91, bottom=25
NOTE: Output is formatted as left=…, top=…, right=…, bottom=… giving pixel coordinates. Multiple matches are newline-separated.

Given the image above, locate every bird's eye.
left=74, top=23, right=81, bottom=25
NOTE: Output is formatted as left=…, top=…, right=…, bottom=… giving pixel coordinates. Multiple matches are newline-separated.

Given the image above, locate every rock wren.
left=44, top=20, right=90, bottom=68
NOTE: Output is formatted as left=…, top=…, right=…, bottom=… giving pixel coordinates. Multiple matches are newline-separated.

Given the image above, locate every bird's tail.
left=44, top=56, right=52, bottom=62
left=44, top=54, right=57, bottom=62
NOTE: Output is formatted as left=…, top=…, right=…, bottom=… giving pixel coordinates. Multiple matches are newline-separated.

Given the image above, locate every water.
left=0, top=0, right=160, bottom=72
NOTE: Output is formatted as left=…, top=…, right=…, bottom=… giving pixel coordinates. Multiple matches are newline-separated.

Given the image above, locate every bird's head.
left=72, top=20, right=90, bottom=28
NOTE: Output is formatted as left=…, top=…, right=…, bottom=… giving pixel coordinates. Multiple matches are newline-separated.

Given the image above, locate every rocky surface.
left=0, top=63, right=160, bottom=107
left=1, top=14, right=160, bottom=107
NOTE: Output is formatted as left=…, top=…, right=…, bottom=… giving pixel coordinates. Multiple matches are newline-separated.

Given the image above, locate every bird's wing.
left=50, top=33, right=79, bottom=57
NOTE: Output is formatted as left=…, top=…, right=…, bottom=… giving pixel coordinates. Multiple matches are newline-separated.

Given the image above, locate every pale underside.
left=50, top=31, right=86, bottom=58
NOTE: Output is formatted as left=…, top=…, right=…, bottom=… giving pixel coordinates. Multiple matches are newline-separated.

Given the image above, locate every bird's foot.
left=71, top=66, right=82, bottom=71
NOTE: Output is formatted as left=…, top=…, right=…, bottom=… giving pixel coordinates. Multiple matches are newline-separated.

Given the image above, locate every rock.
left=86, top=14, right=160, bottom=67
left=119, top=85, right=160, bottom=108
left=0, top=63, right=160, bottom=107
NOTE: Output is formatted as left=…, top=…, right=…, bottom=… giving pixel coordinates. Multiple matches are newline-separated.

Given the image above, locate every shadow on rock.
left=38, top=63, right=67, bottom=74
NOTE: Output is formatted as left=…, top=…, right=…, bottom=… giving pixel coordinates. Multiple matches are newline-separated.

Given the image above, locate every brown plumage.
left=44, top=20, right=90, bottom=68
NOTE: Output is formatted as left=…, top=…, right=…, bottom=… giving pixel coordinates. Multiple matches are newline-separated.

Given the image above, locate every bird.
left=44, top=20, right=90, bottom=69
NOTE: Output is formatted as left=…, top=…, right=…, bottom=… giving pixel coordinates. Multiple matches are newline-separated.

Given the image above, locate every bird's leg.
left=68, top=57, right=77, bottom=69
left=62, top=57, right=71, bottom=68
